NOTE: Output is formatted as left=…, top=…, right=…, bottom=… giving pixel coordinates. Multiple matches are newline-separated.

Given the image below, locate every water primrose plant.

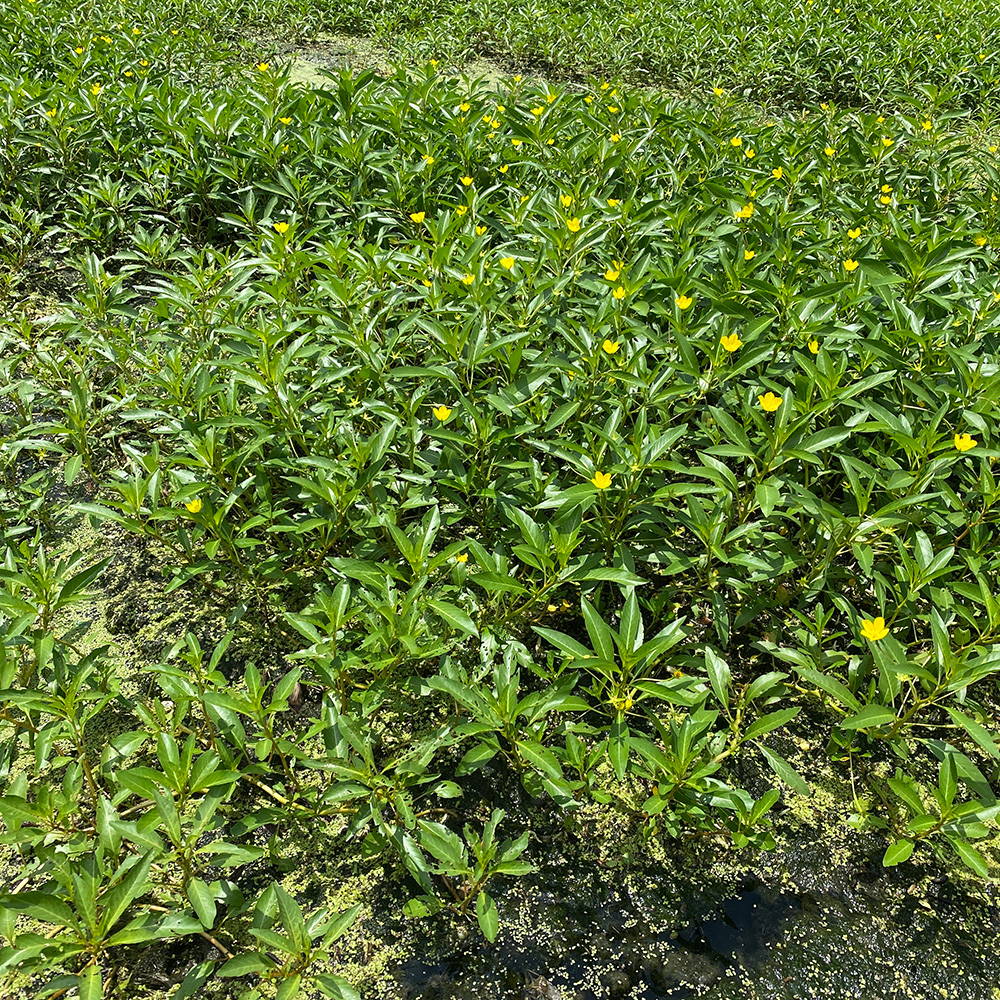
left=2, top=0, right=1000, bottom=995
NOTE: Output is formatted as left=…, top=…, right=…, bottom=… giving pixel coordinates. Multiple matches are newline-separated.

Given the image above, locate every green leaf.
left=949, top=838, right=989, bottom=878
left=609, top=718, right=629, bottom=781
left=316, top=974, right=362, bottom=1000
left=744, top=707, right=799, bottom=741
left=276, top=974, right=302, bottom=1000
left=704, top=647, right=731, bottom=709
left=840, top=704, right=897, bottom=730
left=945, top=707, right=999, bottom=758
left=882, top=839, right=914, bottom=867
left=217, top=952, right=275, bottom=977
left=0, top=892, right=75, bottom=927
left=79, top=964, right=103, bottom=1000
left=795, top=666, right=860, bottom=711
left=515, top=740, right=563, bottom=782
left=426, top=599, right=478, bottom=637
left=187, top=878, right=217, bottom=930
left=758, top=746, right=811, bottom=797
left=798, top=426, right=852, bottom=452
left=475, top=891, right=499, bottom=942
left=418, top=821, right=468, bottom=870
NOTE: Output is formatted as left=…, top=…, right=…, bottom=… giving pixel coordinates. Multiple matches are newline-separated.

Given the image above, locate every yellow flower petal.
left=860, top=616, right=890, bottom=641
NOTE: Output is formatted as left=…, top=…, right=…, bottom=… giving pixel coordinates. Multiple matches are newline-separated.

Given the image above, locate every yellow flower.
left=720, top=333, right=743, bottom=352
left=131, top=26, right=141, bottom=35
left=974, top=236, right=988, bottom=247
left=879, top=195, right=892, bottom=205
left=922, top=120, right=932, bottom=130
left=184, top=498, right=203, bottom=513
left=278, top=116, right=292, bottom=124
left=881, top=184, right=892, bottom=194
left=498, top=164, right=509, bottom=174
left=610, top=133, right=621, bottom=143
left=771, top=167, right=783, bottom=179
left=744, top=148, right=755, bottom=159
left=860, top=616, right=890, bottom=642
left=460, top=175, right=473, bottom=186
left=455, top=205, right=468, bottom=216
left=422, top=154, right=435, bottom=165
left=566, top=217, right=581, bottom=232
left=531, top=106, right=544, bottom=116
left=90, top=83, right=103, bottom=95
left=74, top=46, right=84, bottom=54
left=612, top=286, right=626, bottom=300
left=432, top=405, right=453, bottom=421
left=409, top=211, right=425, bottom=223
left=461, top=273, right=475, bottom=285
left=744, top=249, right=756, bottom=261
left=459, top=102, right=471, bottom=112
left=273, top=221, right=289, bottom=233
left=475, top=225, right=486, bottom=235
left=560, top=194, right=573, bottom=207
left=45, top=108, right=57, bottom=117
left=730, top=136, right=742, bottom=147
left=675, top=294, right=693, bottom=310
left=808, top=339, right=820, bottom=354
left=843, top=258, right=859, bottom=272
left=602, top=339, right=620, bottom=354
left=881, top=137, right=894, bottom=147
left=454, top=552, right=469, bottom=563
left=256, top=62, right=270, bottom=72
left=712, top=86, right=725, bottom=96
left=824, top=145, right=836, bottom=157
left=607, top=198, right=621, bottom=207
left=604, top=267, right=621, bottom=280
left=500, top=257, right=515, bottom=270
left=758, top=391, right=782, bottom=412
left=511, top=138, right=523, bottom=147
left=734, top=203, right=754, bottom=219
left=590, top=471, right=612, bottom=489
left=848, top=227, right=861, bottom=239
left=584, top=95, right=594, bottom=104
left=954, top=432, right=977, bottom=451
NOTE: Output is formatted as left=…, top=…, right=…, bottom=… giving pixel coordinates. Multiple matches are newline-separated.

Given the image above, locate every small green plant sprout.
left=218, top=884, right=360, bottom=1000
left=400, top=808, right=533, bottom=941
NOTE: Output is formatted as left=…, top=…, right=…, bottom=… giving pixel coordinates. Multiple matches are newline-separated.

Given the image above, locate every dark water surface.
left=390, top=842, right=1000, bottom=1000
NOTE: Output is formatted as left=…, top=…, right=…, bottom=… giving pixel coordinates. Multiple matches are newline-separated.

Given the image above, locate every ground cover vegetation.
left=1, top=0, right=1000, bottom=996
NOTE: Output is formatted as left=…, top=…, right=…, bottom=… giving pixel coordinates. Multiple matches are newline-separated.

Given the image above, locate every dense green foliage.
left=308, top=0, right=1000, bottom=109
left=1, top=0, right=1000, bottom=997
